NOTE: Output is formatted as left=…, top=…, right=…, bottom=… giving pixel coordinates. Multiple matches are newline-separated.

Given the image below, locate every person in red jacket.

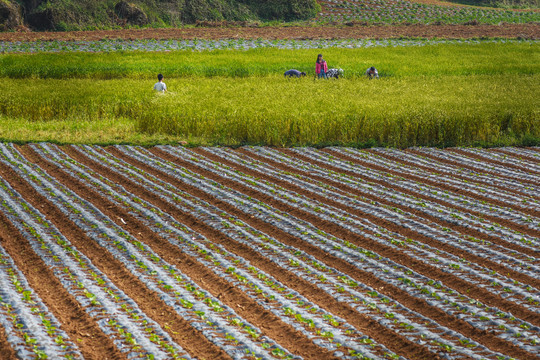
left=315, top=54, right=328, bottom=79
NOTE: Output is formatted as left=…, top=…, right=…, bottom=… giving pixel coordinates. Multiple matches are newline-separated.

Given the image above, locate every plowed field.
left=0, top=144, right=538, bottom=360
left=1, top=23, right=539, bottom=42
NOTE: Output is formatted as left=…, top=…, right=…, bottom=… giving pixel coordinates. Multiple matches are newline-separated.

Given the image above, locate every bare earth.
left=1, top=23, right=539, bottom=41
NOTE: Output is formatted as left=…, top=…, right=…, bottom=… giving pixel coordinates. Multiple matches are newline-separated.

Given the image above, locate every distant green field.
left=0, top=42, right=538, bottom=147
left=1, top=42, right=538, bottom=79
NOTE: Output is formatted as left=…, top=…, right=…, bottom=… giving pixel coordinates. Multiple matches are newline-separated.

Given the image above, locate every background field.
left=0, top=41, right=539, bottom=147
left=1, top=0, right=539, bottom=32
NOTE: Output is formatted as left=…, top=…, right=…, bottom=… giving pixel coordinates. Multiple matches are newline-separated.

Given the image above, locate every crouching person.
left=365, top=67, right=379, bottom=79
left=284, top=69, right=306, bottom=78
left=326, top=68, right=344, bottom=79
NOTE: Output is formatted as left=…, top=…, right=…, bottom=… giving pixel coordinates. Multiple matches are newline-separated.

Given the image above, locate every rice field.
left=0, top=41, right=538, bottom=147
left=0, top=143, right=538, bottom=359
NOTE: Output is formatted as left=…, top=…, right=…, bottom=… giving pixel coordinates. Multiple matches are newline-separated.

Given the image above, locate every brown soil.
left=0, top=324, right=17, bottom=359
left=7, top=145, right=232, bottom=360
left=141, top=147, right=537, bottom=358
left=0, top=144, right=538, bottom=359
left=0, top=23, right=539, bottom=42
left=48, top=144, right=341, bottom=360
left=491, top=148, right=540, bottom=165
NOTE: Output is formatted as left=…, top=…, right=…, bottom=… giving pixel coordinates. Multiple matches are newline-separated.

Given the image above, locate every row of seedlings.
left=362, top=148, right=539, bottom=207
left=157, top=145, right=540, bottom=352
left=2, top=143, right=293, bottom=360
left=247, top=146, right=539, bottom=269
left=0, top=238, right=82, bottom=359
left=338, top=147, right=540, bottom=212
left=35, top=142, right=401, bottom=360
left=191, top=146, right=540, bottom=312
left=105, top=144, right=527, bottom=359
left=0, top=144, right=193, bottom=359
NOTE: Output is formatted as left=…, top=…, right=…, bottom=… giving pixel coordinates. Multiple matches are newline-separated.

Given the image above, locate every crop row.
left=0, top=38, right=535, bottom=54
left=317, top=0, right=540, bottom=24
left=0, top=143, right=538, bottom=359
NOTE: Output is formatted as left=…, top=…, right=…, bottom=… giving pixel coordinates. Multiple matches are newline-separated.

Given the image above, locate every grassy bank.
left=0, top=42, right=538, bottom=147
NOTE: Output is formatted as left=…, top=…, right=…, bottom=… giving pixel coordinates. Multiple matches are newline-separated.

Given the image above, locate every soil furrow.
left=9, top=145, right=230, bottom=360
left=136, top=147, right=539, bottom=359
left=227, top=147, right=540, bottom=261
left=448, top=149, right=540, bottom=179
left=187, top=149, right=540, bottom=325
left=42, top=145, right=342, bottom=360
left=363, top=148, right=540, bottom=202
left=0, top=324, right=17, bottom=359
left=320, top=148, right=540, bottom=219
left=405, top=149, right=540, bottom=194
left=0, top=209, right=124, bottom=360
left=94, top=146, right=447, bottom=360
left=490, top=149, right=540, bottom=167
left=1, top=24, right=539, bottom=42
left=226, top=148, right=540, bottom=290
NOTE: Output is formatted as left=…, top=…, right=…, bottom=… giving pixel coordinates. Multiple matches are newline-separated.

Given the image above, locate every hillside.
left=0, top=0, right=320, bottom=30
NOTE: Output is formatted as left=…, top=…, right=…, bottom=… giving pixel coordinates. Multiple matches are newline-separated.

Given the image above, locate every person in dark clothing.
left=284, top=69, right=306, bottom=78
left=366, top=66, right=379, bottom=79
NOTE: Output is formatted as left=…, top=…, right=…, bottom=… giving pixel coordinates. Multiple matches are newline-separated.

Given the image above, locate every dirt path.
left=1, top=23, right=538, bottom=42
left=0, top=325, right=17, bottom=359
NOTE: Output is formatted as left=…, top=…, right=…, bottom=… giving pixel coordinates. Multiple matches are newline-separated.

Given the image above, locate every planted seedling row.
left=365, top=148, right=539, bottom=206
left=156, top=145, right=539, bottom=350
left=112, top=145, right=532, bottom=357
left=0, top=239, right=82, bottom=360
left=91, top=145, right=494, bottom=359
left=257, top=147, right=538, bottom=254
left=213, top=146, right=539, bottom=274
left=340, top=147, right=540, bottom=217
left=8, top=144, right=287, bottom=360
left=412, top=148, right=540, bottom=195
left=295, top=147, right=539, bottom=225
left=197, top=147, right=539, bottom=310
left=37, top=143, right=397, bottom=360
left=0, top=145, right=197, bottom=360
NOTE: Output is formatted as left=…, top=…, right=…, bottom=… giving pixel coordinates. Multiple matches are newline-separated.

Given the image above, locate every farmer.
left=153, top=73, right=167, bottom=92
left=284, top=69, right=306, bottom=78
left=316, top=54, right=328, bottom=79
left=365, top=66, right=379, bottom=79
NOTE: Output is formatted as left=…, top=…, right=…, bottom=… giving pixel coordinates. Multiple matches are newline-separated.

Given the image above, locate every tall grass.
left=0, top=42, right=538, bottom=147
left=0, top=75, right=537, bottom=147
